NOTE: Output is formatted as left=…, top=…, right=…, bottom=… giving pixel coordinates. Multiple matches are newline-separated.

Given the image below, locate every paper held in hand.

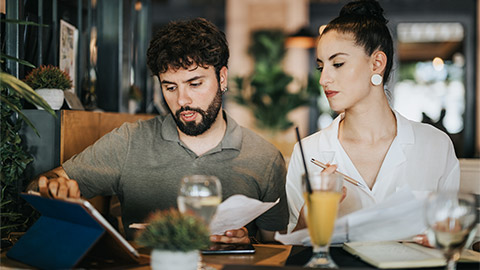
left=209, top=195, right=280, bottom=235
left=130, top=195, right=280, bottom=235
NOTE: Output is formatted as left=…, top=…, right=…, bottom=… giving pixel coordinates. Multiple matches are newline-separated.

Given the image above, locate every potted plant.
left=135, top=208, right=210, bottom=270
left=23, top=65, right=73, bottom=110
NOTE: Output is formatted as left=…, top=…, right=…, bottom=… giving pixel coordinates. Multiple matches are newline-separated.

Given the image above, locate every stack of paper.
left=275, top=188, right=427, bottom=245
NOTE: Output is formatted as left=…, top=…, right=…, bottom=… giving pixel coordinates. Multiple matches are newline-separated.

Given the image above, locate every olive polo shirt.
left=63, top=111, right=288, bottom=239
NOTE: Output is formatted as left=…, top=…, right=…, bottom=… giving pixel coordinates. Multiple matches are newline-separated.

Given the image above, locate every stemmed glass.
left=177, top=175, right=222, bottom=227
left=303, top=172, right=344, bottom=268
left=424, top=191, right=478, bottom=270
left=178, top=175, right=222, bottom=270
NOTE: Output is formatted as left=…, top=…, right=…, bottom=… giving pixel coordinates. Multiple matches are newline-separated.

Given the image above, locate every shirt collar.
left=221, top=111, right=243, bottom=150
left=161, top=110, right=243, bottom=151
left=161, top=114, right=181, bottom=142
left=393, top=110, right=415, bottom=145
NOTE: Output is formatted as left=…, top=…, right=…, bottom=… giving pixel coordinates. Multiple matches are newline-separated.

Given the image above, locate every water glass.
left=177, top=175, right=222, bottom=226
left=424, top=191, right=478, bottom=270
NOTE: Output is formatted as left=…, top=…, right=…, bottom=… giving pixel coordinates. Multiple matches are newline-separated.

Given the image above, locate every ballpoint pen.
left=310, top=158, right=367, bottom=188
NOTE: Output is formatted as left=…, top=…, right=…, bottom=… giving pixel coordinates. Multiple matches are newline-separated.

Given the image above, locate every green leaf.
left=0, top=54, right=36, bottom=68
left=0, top=95, right=40, bottom=136
left=0, top=18, right=48, bottom=27
left=0, top=72, right=56, bottom=116
left=0, top=212, right=23, bottom=218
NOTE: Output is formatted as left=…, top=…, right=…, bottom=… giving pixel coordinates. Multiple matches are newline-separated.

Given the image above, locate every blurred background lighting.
left=432, top=57, right=445, bottom=71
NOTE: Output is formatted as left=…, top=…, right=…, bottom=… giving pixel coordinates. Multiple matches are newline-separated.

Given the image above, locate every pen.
left=310, top=158, right=367, bottom=188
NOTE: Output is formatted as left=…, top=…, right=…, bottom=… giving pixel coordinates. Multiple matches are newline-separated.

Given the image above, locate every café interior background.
left=2, top=0, right=479, bottom=160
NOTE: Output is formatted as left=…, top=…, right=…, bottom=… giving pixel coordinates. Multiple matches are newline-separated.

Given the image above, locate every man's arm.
left=27, top=166, right=80, bottom=199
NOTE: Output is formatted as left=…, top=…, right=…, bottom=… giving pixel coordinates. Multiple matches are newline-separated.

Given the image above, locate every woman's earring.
left=222, top=87, right=228, bottom=93
left=371, top=74, right=383, bottom=86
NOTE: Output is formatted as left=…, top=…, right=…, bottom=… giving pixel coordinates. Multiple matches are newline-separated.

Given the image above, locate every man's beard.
left=172, top=86, right=223, bottom=136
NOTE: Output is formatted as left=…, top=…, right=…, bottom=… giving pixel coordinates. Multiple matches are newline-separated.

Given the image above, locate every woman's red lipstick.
left=324, top=90, right=338, bottom=98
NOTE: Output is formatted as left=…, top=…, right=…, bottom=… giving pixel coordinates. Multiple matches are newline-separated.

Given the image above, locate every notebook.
left=343, top=241, right=480, bottom=269
left=7, top=193, right=143, bottom=269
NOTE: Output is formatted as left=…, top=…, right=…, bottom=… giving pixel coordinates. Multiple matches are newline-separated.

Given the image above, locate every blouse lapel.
left=371, top=111, right=415, bottom=196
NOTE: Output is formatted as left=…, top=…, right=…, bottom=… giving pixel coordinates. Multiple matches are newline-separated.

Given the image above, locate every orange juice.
left=304, top=191, right=342, bottom=246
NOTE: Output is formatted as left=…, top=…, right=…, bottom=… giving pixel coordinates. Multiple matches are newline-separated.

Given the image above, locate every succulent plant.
left=135, top=208, right=210, bottom=252
left=24, top=65, right=72, bottom=90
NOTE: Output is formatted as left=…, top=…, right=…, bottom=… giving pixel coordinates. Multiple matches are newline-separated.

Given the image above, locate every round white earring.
left=371, top=74, right=383, bottom=86
left=222, top=87, right=228, bottom=93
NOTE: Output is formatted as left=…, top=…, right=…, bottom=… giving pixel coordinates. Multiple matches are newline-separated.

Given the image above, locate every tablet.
left=202, top=243, right=256, bottom=254
left=7, top=193, right=141, bottom=269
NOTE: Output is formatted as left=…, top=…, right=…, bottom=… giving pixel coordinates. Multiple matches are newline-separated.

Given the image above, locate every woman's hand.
left=413, top=234, right=433, bottom=248
left=321, top=164, right=347, bottom=202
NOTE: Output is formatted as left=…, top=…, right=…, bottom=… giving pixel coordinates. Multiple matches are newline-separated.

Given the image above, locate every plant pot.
left=35, top=88, right=64, bottom=110
left=150, top=249, right=200, bottom=270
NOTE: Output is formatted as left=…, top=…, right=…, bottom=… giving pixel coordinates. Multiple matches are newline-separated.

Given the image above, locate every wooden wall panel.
left=60, top=111, right=156, bottom=163
left=99, top=112, right=155, bottom=137
left=60, top=110, right=100, bottom=163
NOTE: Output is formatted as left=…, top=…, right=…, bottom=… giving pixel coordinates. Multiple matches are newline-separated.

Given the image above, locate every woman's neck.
left=339, top=95, right=396, bottom=143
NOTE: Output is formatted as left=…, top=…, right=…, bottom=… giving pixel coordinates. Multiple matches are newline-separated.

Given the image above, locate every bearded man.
left=28, top=18, right=288, bottom=243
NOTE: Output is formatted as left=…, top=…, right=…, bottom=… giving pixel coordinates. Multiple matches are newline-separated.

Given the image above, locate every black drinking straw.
left=295, top=127, right=313, bottom=194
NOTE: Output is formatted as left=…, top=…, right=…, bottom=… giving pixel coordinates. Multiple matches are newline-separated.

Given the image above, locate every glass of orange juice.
left=303, top=172, right=343, bottom=268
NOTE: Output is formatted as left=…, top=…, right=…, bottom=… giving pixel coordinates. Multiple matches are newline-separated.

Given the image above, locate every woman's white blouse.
left=286, top=110, right=460, bottom=233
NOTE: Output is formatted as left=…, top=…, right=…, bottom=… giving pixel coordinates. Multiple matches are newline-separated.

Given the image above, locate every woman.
left=286, top=0, right=459, bottom=233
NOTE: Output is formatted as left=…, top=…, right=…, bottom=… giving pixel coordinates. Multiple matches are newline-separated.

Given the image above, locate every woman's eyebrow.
left=317, top=52, right=349, bottom=63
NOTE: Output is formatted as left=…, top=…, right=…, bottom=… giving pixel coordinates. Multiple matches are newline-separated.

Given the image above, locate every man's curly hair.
left=147, top=18, right=229, bottom=80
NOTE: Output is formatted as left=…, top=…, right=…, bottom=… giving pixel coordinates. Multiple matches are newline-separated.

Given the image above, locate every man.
left=28, top=18, right=288, bottom=242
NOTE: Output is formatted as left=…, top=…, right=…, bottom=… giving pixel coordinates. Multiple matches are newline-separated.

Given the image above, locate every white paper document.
left=347, top=188, right=427, bottom=242
left=275, top=188, right=427, bottom=245
left=209, top=195, right=280, bottom=235
left=130, top=195, right=280, bottom=234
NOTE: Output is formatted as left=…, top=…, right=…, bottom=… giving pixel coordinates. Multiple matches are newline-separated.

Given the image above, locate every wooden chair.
left=459, top=158, right=480, bottom=251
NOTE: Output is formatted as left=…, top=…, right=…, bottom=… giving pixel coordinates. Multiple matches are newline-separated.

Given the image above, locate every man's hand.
left=28, top=166, right=80, bottom=199
left=210, top=227, right=250, bottom=244
left=38, top=176, right=80, bottom=199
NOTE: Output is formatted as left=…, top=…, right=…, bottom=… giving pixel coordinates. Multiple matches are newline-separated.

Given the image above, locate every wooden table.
left=0, top=244, right=291, bottom=269
left=203, top=244, right=292, bottom=269
left=2, top=244, right=479, bottom=269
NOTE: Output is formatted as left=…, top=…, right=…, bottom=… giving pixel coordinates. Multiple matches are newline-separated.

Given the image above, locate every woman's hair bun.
left=339, top=0, right=388, bottom=24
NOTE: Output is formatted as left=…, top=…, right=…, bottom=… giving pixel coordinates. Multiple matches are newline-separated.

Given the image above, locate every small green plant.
left=24, top=65, right=72, bottom=90
left=135, top=209, right=210, bottom=252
